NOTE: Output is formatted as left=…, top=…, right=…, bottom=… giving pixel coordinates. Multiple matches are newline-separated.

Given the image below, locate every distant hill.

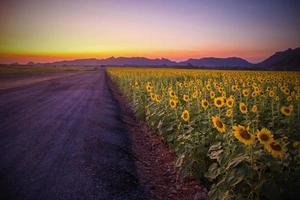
left=6, top=47, right=299, bottom=70
left=178, top=57, right=253, bottom=67
left=43, top=57, right=176, bottom=66
left=257, top=47, right=300, bottom=68
left=40, top=56, right=252, bottom=67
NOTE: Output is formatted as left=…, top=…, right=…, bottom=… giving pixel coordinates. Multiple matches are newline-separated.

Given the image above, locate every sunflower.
left=239, top=102, right=248, bottom=114
left=251, top=105, right=257, bottom=113
left=181, top=110, right=190, bottom=122
left=192, top=91, right=199, bottom=99
left=296, top=94, right=300, bottom=101
left=242, top=89, right=249, bottom=97
left=282, top=88, right=290, bottom=96
left=226, top=97, right=234, bottom=108
left=265, top=141, right=286, bottom=158
left=183, top=94, right=190, bottom=102
left=269, top=90, right=275, bottom=97
left=226, top=109, right=233, bottom=118
left=155, top=94, right=161, bottom=102
left=212, top=116, right=226, bottom=133
left=256, top=128, right=273, bottom=145
left=150, top=93, right=156, bottom=101
left=232, top=85, right=237, bottom=92
left=232, top=125, right=255, bottom=145
left=169, top=99, right=177, bottom=108
left=201, top=99, right=209, bottom=110
left=251, top=92, right=258, bottom=98
left=210, top=91, right=215, bottom=99
left=206, top=84, right=211, bottom=90
left=214, top=97, right=225, bottom=108
left=146, top=82, right=153, bottom=88
left=169, top=90, right=176, bottom=98
left=280, top=105, right=293, bottom=116
left=146, top=85, right=153, bottom=92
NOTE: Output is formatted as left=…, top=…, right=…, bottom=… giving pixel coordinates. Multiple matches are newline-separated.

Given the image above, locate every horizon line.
left=1, top=55, right=261, bottom=65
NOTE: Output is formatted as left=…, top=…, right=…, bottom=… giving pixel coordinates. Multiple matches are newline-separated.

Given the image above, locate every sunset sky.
left=0, top=0, right=299, bottom=64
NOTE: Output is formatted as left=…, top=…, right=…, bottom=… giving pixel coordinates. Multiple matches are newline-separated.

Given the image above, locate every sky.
left=0, top=0, right=299, bottom=64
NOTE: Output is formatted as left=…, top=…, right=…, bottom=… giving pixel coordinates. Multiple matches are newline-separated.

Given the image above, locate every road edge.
left=105, top=69, right=207, bottom=200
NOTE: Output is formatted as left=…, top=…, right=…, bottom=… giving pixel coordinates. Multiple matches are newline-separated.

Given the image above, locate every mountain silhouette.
left=44, top=57, right=176, bottom=66
left=6, top=47, right=299, bottom=70
left=178, top=57, right=253, bottom=67
left=257, top=47, right=300, bottom=67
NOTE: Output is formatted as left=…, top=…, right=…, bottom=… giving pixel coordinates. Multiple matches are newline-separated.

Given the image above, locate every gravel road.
left=0, top=69, right=147, bottom=200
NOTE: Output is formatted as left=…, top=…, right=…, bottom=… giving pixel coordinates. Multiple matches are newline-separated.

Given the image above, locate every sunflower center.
left=284, top=108, right=290, bottom=113
left=184, top=113, right=188, bottom=118
left=216, top=120, right=223, bottom=128
left=241, top=106, right=246, bottom=111
left=260, top=133, right=269, bottom=141
left=240, top=130, right=251, bottom=140
left=217, top=100, right=221, bottom=105
left=204, top=102, right=208, bottom=106
left=270, top=142, right=282, bottom=151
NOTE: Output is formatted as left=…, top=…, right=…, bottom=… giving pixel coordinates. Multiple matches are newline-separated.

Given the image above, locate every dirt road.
left=0, top=69, right=147, bottom=200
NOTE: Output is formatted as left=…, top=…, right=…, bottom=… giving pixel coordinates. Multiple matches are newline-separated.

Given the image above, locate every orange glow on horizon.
left=0, top=48, right=273, bottom=64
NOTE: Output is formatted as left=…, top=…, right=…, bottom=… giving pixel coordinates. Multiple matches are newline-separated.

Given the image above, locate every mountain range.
left=9, top=47, right=300, bottom=70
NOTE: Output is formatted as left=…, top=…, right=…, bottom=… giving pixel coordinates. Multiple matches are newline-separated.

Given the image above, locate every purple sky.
left=0, top=0, right=299, bottom=63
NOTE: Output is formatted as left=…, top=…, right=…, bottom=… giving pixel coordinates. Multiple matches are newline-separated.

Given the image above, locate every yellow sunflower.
left=256, top=128, right=273, bottom=145
left=155, top=94, right=161, bottom=103
left=169, top=99, right=177, bottom=108
left=296, top=94, right=300, bottom=101
left=150, top=93, right=156, bottom=102
left=212, top=116, right=226, bottom=133
left=251, top=105, right=257, bottom=113
left=251, top=92, right=258, bottom=98
left=181, top=110, right=190, bottom=122
left=201, top=99, right=209, bottom=110
left=214, top=97, right=225, bottom=108
left=232, top=125, right=255, bottom=145
left=192, top=91, right=199, bottom=99
left=280, top=105, right=293, bottom=116
left=206, top=84, right=211, bottom=90
left=265, top=141, right=286, bottom=158
left=183, top=94, right=190, bottom=102
left=242, top=89, right=249, bottom=97
left=239, top=102, right=248, bottom=114
left=232, top=85, right=237, bottom=92
left=269, top=90, right=275, bottom=97
left=226, top=109, right=233, bottom=118
left=146, top=85, right=153, bottom=92
left=210, top=91, right=215, bottom=99
left=226, top=97, right=234, bottom=108
left=169, top=90, right=176, bottom=98
left=146, top=82, right=153, bottom=88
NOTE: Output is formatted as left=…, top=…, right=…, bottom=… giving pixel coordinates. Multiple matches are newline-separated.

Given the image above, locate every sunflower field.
left=107, top=67, right=300, bottom=200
